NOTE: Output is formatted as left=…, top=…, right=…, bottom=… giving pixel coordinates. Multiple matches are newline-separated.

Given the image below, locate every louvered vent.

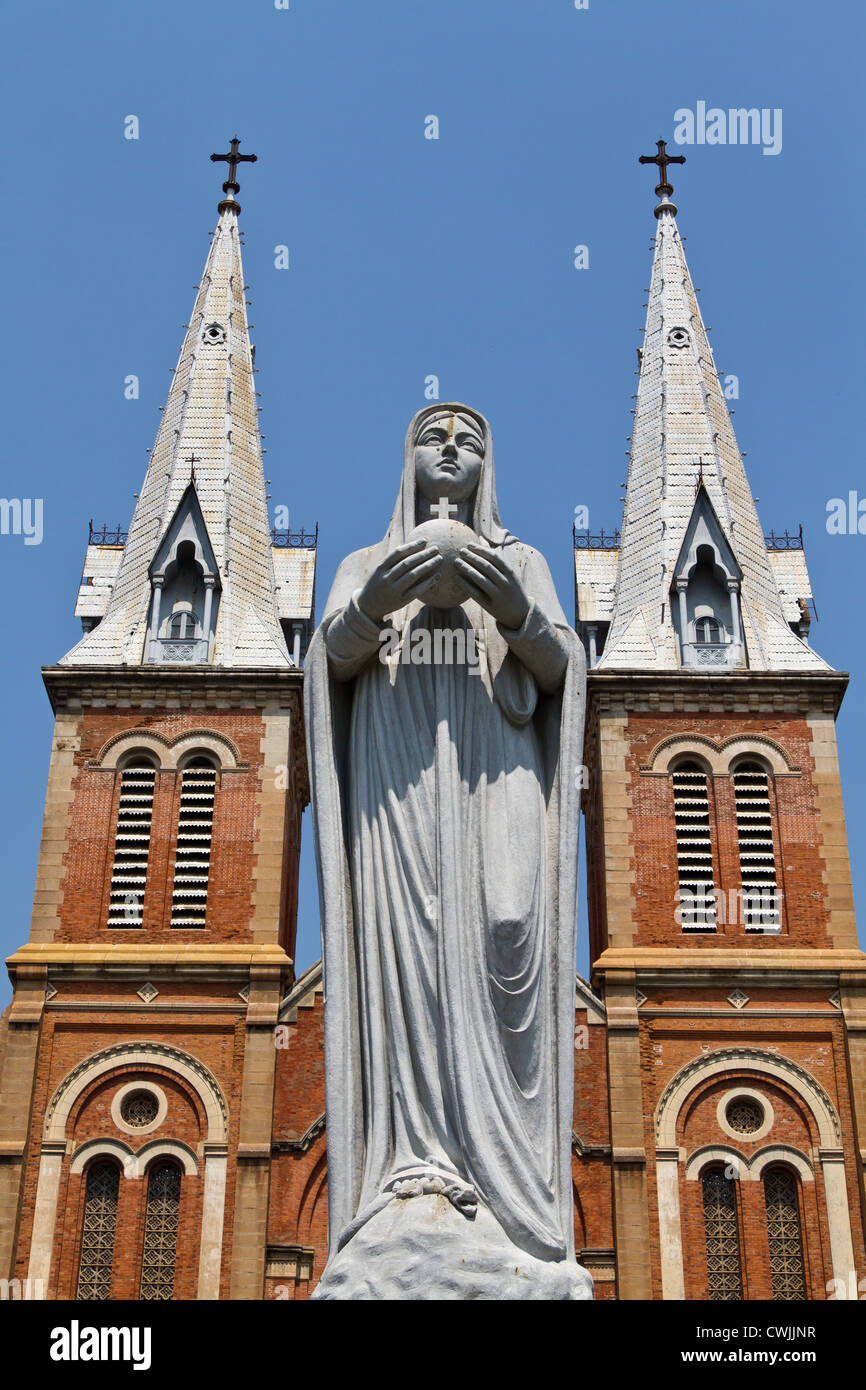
left=170, top=759, right=216, bottom=926
left=108, top=761, right=156, bottom=927
left=673, top=763, right=716, bottom=931
left=734, top=762, right=780, bottom=932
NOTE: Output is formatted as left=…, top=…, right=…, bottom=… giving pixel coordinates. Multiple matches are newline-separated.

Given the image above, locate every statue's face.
left=414, top=412, right=484, bottom=505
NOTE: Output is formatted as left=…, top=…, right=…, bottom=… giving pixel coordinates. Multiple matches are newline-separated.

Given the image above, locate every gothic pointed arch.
left=146, top=484, right=220, bottom=665
left=672, top=486, right=744, bottom=668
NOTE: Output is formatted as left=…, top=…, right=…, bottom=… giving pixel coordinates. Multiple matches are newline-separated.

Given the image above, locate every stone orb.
left=407, top=519, right=479, bottom=609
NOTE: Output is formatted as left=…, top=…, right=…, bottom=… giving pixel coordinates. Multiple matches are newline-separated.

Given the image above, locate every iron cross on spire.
left=638, top=138, right=686, bottom=199
left=210, top=136, right=257, bottom=196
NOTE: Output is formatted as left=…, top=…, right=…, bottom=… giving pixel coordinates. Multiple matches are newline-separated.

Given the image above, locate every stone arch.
left=69, top=1138, right=135, bottom=1176
left=645, top=732, right=797, bottom=777
left=44, top=1042, right=228, bottom=1144
left=30, top=1042, right=228, bottom=1299
left=93, top=730, right=172, bottom=769
left=654, top=1048, right=852, bottom=1299
left=655, top=1047, right=840, bottom=1147
left=69, top=1136, right=199, bottom=1178
left=718, top=735, right=798, bottom=775
left=170, top=731, right=242, bottom=770
left=646, top=734, right=720, bottom=774
left=94, top=728, right=242, bottom=772
left=297, top=1149, right=328, bottom=1248
left=750, top=1146, right=814, bottom=1183
left=684, top=1144, right=748, bottom=1181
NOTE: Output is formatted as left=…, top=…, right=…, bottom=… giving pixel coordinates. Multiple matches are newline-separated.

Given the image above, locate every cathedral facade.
left=1, top=153, right=864, bottom=1302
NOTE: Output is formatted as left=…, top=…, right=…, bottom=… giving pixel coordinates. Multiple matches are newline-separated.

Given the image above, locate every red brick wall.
left=638, top=1011, right=866, bottom=1301
left=55, top=709, right=293, bottom=944
left=622, top=712, right=831, bottom=950
left=12, top=999, right=248, bottom=1299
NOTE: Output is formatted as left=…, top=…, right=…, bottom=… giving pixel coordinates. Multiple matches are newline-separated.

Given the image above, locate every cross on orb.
left=638, top=139, right=686, bottom=198
left=211, top=137, right=257, bottom=195
left=431, top=496, right=459, bottom=521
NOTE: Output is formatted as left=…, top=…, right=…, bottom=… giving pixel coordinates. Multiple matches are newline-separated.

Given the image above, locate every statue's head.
left=413, top=408, right=485, bottom=507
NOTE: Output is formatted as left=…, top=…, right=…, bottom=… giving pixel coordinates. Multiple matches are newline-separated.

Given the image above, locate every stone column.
left=727, top=579, right=742, bottom=657
left=655, top=1148, right=685, bottom=1299
left=148, top=577, right=164, bottom=663
left=228, top=968, right=283, bottom=1299
left=26, top=1141, right=67, bottom=1294
left=197, top=1143, right=229, bottom=1299
left=201, top=577, right=215, bottom=663
left=676, top=581, right=689, bottom=662
left=605, top=972, right=653, bottom=1299
left=820, top=1149, right=858, bottom=1287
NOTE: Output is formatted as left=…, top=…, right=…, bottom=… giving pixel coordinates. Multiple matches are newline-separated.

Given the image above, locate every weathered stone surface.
left=312, top=1195, right=593, bottom=1302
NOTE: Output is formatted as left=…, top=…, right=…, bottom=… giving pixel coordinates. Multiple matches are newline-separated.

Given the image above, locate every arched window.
left=764, top=1167, right=807, bottom=1300
left=733, top=761, right=780, bottom=932
left=695, top=615, right=724, bottom=645
left=108, top=759, right=156, bottom=927
left=673, top=762, right=716, bottom=931
left=171, top=757, right=217, bottom=926
left=76, top=1161, right=120, bottom=1300
left=139, top=1162, right=182, bottom=1300
left=166, top=610, right=199, bottom=640
left=702, top=1168, right=743, bottom=1300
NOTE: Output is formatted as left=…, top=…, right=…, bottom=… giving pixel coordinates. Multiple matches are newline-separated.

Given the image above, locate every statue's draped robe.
left=305, top=407, right=586, bottom=1266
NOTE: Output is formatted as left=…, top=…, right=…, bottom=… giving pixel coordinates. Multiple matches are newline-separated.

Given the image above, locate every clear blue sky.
left=1, top=0, right=864, bottom=1001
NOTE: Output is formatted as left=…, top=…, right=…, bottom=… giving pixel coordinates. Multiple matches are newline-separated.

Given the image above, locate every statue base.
left=311, top=1194, right=594, bottom=1301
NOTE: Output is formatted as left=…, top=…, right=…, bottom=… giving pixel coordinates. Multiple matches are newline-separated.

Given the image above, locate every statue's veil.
left=384, top=403, right=512, bottom=550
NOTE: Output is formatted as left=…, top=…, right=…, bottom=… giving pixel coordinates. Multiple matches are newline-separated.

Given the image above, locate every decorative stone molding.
left=69, top=1139, right=138, bottom=1177
left=683, top=1142, right=814, bottom=1183
left=265, top=1245, right=315, bottom=1281
left=133, top=1139, right=198, bottom=1176
left=683, top=1144, right=747, bottom=1181
left=572, top=1131, right=612, bottom=1158
left=31, top=1043, right=228, bottom=1299
left=44, top=1041, right=228, bottom=1142
left=749, top=1146, right=815, bottom=1182
left=110, top=1080, right=168, bottom=1136
left=91, top=727, right=244, bottom=772
left=655, top=1047, right=841, bottom=1145
left=578, top=1248, right=616, bottom=1283
left=716, top=1087, right=774, bottom=1142
left=653, top=1047, right=852, bottom=1300
left=68, top=1136, right=198, bottom=1178
left=643, top=731, right=798, bottom=777
left=277, top=1113, right=325, bottom=1154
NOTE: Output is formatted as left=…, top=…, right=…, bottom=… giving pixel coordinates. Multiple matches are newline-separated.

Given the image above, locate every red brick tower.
left=574, top=152, right=866, bottom=1299
left=0, top=151, right=316, bottom=1300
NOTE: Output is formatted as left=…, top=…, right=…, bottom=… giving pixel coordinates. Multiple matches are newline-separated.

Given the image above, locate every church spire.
left=62, top=141, right=291, bottom=669
left=595, top=142, right=829, bottom=672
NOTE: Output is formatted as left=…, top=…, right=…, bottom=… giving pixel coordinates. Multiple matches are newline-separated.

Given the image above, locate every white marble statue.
left=305, top=404, right=591, bottom=1299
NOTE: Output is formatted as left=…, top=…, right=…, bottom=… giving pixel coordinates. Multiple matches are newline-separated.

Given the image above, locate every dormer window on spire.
left=146, top=487, right=220, bottom=666
left=672, top=489, right=745, bottom=670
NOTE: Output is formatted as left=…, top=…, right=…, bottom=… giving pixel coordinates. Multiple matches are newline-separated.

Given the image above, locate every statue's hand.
left=357, top=540, right=443, bottom=622
left=454, top=544, right=530, bottom=630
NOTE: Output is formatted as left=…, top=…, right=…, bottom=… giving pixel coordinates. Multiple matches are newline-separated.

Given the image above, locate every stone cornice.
left=41, top=664, right=304, bottom=714
left=6, top=941, right=292, bottom=984
left=586, top=668, right=848, bottom=717
left=593, top=947, right=866, bottom=983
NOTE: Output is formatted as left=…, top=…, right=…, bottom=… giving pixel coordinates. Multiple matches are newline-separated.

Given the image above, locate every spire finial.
left=638, top=138, right=685, bottom=217
left=210, top=136, right=258, bottom=214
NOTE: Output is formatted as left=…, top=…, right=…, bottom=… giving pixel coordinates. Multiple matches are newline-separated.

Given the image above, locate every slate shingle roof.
left=597, top=200, right=830, bottom=673
left=62, top=201, right=293, bottom=669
